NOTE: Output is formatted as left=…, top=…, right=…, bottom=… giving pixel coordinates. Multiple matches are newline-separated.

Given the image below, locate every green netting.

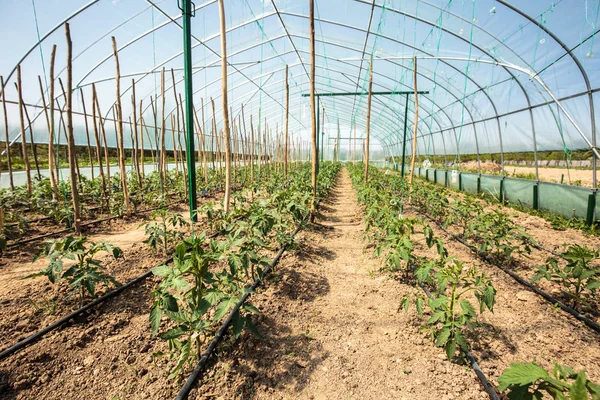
left=504, top=178, right=536, bottom=209
left=479, top=175, right=503, bottom=201
left=448, top=169, right=460, bottom=190
left=460, top=172, right=478, bottom=193
left=538, top=182, right=590, bottom=220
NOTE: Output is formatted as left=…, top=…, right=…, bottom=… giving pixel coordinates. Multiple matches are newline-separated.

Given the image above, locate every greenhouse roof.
left=1, top=0, right=599, bottom=164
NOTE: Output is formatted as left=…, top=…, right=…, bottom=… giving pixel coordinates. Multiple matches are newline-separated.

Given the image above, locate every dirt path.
left=197, top=169, right=488, bottom=400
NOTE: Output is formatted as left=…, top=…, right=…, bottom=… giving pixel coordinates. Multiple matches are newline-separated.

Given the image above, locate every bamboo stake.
left=48, top=45, right=58, bottom=195
left=91, top=84, right=107, bottom=208
left=58, top=79, right=81, bottom=185
left=210, top=98, right=217, bottom=176
left=218, top=0, right=232, bottom=214
left=65, top=24, right=81, bottom=233
left=364, top=56, right=373, bottom=183
left=93, top=85, right=111, bottom=183
left=38, top=75, right=53, bottom=184
left=309, top=0, right=317, bottom=216
left=200, top=100, right=208, bottom=186
left=193, top=103, right=208, bottom=186
left=131, top=79, right=141, bottom=185
left=160, top=68, right=167, bottom=191
left=284, top=65, right=289, bottom=176
left=171, top=115, right=178, bottom=174
left=22, top=101, right=41, bottom=179
left=150, top=96, right=158, bottom=169
left=409, top=56, right=419, bottom=185
left=250, top=114, right=255, bottom=183
left=16, top=66, right=33, bottom=195
left=79, top=88, right=94, bottom=180
left=1, top=76, right=14, bottom=190
left=139, top=99, right=145, bottom=179
left=112, top=36, right=131, bottom=215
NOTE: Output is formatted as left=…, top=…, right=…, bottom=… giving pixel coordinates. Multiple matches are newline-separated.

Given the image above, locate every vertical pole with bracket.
left=400, top=93, right=409, bottom=180
left=180, top=0, right=197, bottom=221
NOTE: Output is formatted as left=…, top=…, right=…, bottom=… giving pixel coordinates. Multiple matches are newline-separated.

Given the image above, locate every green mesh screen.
left=538, top=183, right=590, bottom=220
left=479, top=176, right=503, bottom=201
left=461, top=173, right=479, bottom=194
left=448, top=170, right=460, bottom=190
left=504, top=178, right=536, bottom=209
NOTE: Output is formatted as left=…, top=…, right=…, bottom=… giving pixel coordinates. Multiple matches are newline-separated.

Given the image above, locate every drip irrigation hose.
left=0, top=224, right=230, bottom=361
left=175, top=219, right=306, bottom=400
left=419, top=210, right=600, bottom=334
left=7, top=200, right=184, bottom=247
left=413, top=275, right=500, bottom=400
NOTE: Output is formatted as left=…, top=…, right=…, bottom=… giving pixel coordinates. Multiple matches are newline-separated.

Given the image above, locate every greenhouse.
left=1, top=1, right=600, bottom=399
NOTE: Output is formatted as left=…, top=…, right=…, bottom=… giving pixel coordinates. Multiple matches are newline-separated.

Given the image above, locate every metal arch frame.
left=496, top=0, right=597, bottom=189
left=3, top=0, right=596, bottom=181
left=0, top=0, right=101, bottom=97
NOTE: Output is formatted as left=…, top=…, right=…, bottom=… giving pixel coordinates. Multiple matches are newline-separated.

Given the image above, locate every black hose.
left=412, top=269, right=501, bottom=400
left=422, top=212, right=600, bottom=334
left=175, top=222, right=303, bottom=400
left=0, top=221, right=231, bottom=361
left=7, top=200, right=185, bottom=247
left=0, top=266, right=161, bottom=360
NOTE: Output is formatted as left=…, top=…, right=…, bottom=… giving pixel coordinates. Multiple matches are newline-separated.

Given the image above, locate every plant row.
left=348, top=163, right=599, bottom=400
left=24, top=162, right=341, bottom=380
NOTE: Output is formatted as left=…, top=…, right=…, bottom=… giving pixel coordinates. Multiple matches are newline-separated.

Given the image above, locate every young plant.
left=498, top=361, right=600, bottom=400
left=24, top=236, right=122, bottom=304
left=401, top=257, right=496, bottom=360
left=150, top=235, right=260, bottom=378
left=141, top=210, right=189, bottom=253
left=532, top=244, right=600, bottom=311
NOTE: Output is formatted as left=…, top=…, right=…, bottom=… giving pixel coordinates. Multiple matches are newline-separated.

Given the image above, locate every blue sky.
left=0, top=0, right=599, bottom=157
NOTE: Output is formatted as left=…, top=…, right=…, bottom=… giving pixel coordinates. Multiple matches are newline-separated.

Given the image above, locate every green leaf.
left=445, top=339, right=456, bottom=361
left=168, top=340, right=191, bottom=379
left=165, top=310, right=189, bottom=323
left=435, top=327, right=451, bottom=347
left=427, top=310, right=445, bottom=324
left=171, top=276, right=189, bottom=291
left=149, top=305, right=162, bottom=337
left=570, top=371, right=588, bottom=400
left=587, top=381, right=600, bottom=400
left=152, top=265, right=172, bottom=277
left=232, top=311, right=244, bottom=339
left=159, top=325, right=188, bottom=340
left=498, top=362, right=550, bottom=391
left=245, top=317, right=262, bottom=337
left=415, top=297, right=424, bottom=316
left=459, top=299, right=476, bottom=318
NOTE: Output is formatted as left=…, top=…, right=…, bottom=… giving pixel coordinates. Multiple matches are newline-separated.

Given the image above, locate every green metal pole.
left=400, top=93, right=409, bottom=180
left=316, top=97, right=320, bottom=176
left=182, top=0, right=197, bottom=221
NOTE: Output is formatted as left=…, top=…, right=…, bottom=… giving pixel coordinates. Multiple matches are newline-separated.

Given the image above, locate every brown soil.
left=507, top=166, right=593, bottom=187
left=0, top=170, right=489, bottom=400
left=402, top=204, right=600, bottom=389
left=2, top=169, right=598, bottom=400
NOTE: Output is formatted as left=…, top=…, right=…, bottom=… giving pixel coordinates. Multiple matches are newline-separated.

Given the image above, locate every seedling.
left=24, top=236, right=122, bottom=304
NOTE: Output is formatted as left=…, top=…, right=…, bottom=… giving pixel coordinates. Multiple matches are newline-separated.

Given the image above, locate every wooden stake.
left=91, top=83, right=108, bottom=208
left=48, top=45, right=58, bottom=195
left=22, top=101, right=41, bottom=179
left=79, top=88, right=94, bottom=180
left=409, top=56, right=418, bottom=185
left=131, top=79, right=141, bottom=185
left=65, top=23, right=81, bottom=233
left=139, top=99, right=145, bottom=179
left=16, top=65, right=32, bottom=195
left=93, top=86, right=111, bottom=183
left=217, top=0, right=232, bottom=214
left=1, top=76, right=14, bottom=191
left=112, top=36, right=131, bottom=214
left=160, top=68, right=167, bottom=188
left=284, top=65, right=289, bottom=176
left=309, top=0, right=317, bottom=216
left=364, top=56, right=373, bottom=183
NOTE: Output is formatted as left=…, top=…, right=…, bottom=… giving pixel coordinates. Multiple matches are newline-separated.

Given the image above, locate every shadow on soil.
left=193, top=239, right=333, bottom=399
